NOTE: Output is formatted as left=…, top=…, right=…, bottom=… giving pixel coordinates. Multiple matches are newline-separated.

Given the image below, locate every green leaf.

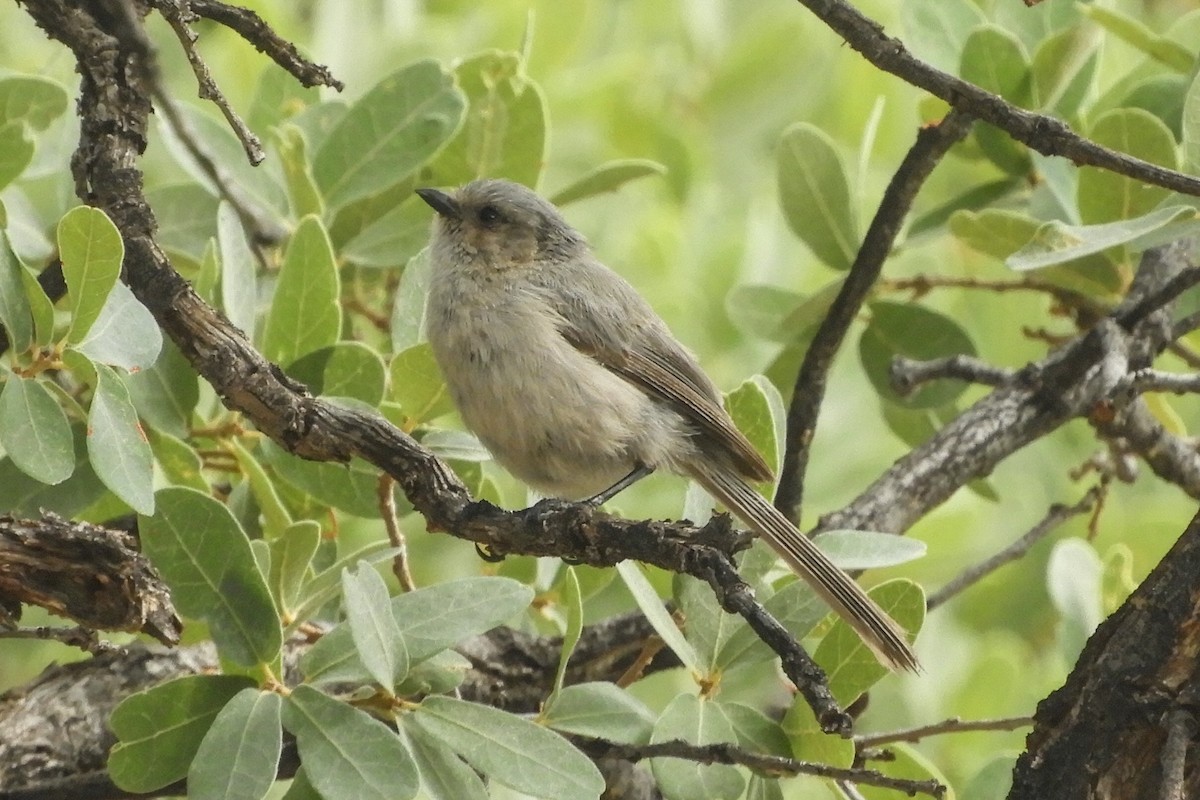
left=0, top=375, right=73, bottom=484
left=58, top=206, right=124, bottom=343
left=715, top=570, right=827, bottom=671
left=542, top=682, right=655, bottom=744
left=549, top=159, right=667, bottom=206
left=342, top=562, right=409, bottom=688
left=248, top=65, right=316, bottom=134
left=0, top=121, right=33, bottom=191
left=390, top=343, right=453, bottom=423
left=949, top=209, right=1041, bottom=260
left=1182, top=69, right=1200, bottom=172
left=342, top=197, right=435, bottom=269
left=148, top=184, right=220, bottom=260
left=420, top=428, right=490, bottom=461
left=650, top=694, right=743, bottom=800
left=146, top=427, right=207, bottom=492
left=187, top=689, right=283, bottom=800
left=550, top=566, right=584, bottom=698
left=722, top=702, right=791, bottom=756
left=19, top=263, right=55, bottom=348
left=276, top=124, right=325, bottom=219
left=900, top=0, right=986, bottom=72
left=0, top=76, right=70, bottom=129
left=1078, top=109, right=1178, bottom=223
left=401, top=717, right=489, bottom=800
left=108, top=674, right=255, bottom=792
left=960, top=25, right=1033, bottom=106
left=88, top=363, right=155, bottom=514
left=676, top=573, right=738, bottom=672
left=217, top=201, right=258, bottom=337
left=1032, top=27, right=1099, bottom=116
left=125, top=339, right=200, bottom=438
left=285, top=341, right=387, bottom=406
left=724, top=284, right=806, bottom=344
left=269, top=520, right=321, bottom=619
left=783, top=696, right=855, bottom=766
left=229, top=438, right=291, bottom=538
left=314, top=60, right=466, bottom=211
left=811, top=530, right=927, bottom=571
left=286, top=540, right=400, bottom=633
left=74, top=282, right=163, bottom=371
left=0, top=424, right=105, bottom=516
left=138, top=487, right=282, bottom=666
left=262, top=216, right=341, bottom=365
left=617, top=561, right=700, bottom=671
left=816, top=579, right=924, bottom=705
left=390, top=249, right=433, bottom=352
left=261, top=440, right=383, bottom=517
left=411, top=696, right=604, bottom=800
left=777, top=123, right=859, bottom=271
left=1007, top=206, right=1195, bottom=271
left=427, top=50, right=548, bottom=188
left=725, top=375, right=784, bottom=478
left=1080, top=5, right=1195, bottom=72
left=858, top=301, right=977, bottom=409
left=302, top=576, right=532, bottom=684
left=282, top=685, right=419, bottom=800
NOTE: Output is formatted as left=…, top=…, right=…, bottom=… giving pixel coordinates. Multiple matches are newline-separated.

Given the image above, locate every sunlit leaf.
left=87, top=362, right=154, bottom=514
left=58, top=206, right=123, bottom=343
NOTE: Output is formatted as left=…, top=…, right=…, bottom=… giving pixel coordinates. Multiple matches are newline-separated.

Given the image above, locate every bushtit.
left=417, top=179, right=917, bottom=671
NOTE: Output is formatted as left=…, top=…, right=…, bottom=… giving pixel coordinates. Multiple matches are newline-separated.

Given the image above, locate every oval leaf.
left=342, top=563, right=409, bottom=688
left=262, top=215, right=341, bottom=366
left=58, top=206, right=123, bottom=343
left=777, top=122, right=859, bottom=271
left=0, top=375, right=74, bottom=484
left=75, top=281, right=163, bottom=371
left=1078, top=109, right=1178, bottom=223
left=138, top=487, right=282, bottom=666
left=88, top=363, right=155, bottom=514
left=282, top=685, right=419, bottom=800
left=412, top=696, right=604, bottom=800
left=109, top=674, right=254, bottom=793
left=811, top=529, right=928, bottom=570
left=314, top=60, right=466, bottom=211
left=549, top=159, right=667, bottom=206
left=858, top=301, right=977, bottom=409
left=187, top=689, right=283, bottom=800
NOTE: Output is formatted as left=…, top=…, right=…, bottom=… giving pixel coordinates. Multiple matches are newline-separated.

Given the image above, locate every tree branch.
left=775, top=109, right=974, bottom=524
left=793, top=0, right=1200, bottom=197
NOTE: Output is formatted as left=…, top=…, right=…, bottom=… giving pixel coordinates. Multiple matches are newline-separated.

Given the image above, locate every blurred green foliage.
left=1, top=0, right=1200, bottom=797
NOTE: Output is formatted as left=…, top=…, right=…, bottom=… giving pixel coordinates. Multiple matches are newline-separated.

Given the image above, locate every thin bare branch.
left=775, top=109, right=975, bottom=524
left=855, top=715, right=1033, bottom=748
left=891, top=354, right=1015, bottom=396
left=154, top=0, right=265, bottom=165
left=377, top=474, right=417, bottom=592
left=793, top=0, right=1200, bottom=197
left=927, top=488, right=1099, bottom=610
left=574, top=737, right=946, bottom=797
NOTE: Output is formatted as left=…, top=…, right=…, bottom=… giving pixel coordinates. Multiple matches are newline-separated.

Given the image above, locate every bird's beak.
left=416, top=188, right=462, bottom=220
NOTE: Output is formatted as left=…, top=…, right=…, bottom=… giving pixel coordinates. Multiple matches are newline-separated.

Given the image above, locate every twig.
left=0, top=625, right=118, bottom=655
left=775, top=109, right=975, bottom=524
left=793, top=0, right=1200, bottom=198
left=690, top=548, right=849, bottom=733
left=1159, top=709, right=1195, bottom=800
left=154, top=0, right=264, bottom=165
left=187, top=0, right=343, bottom=90
left=377, top=474, right=417, bottom=592
left=890, top=354, right=1015, bottom=396
left=574, top=737, right=945, bottom=797
left=1165, top=341, right=1200, bottom=369
left=880, top=275, right=1104, bottom=321
left=926, top=488, right=1099, bottom=610
left=1091, top=399, right=1200, bottom=499
left=855, top=715, right=1033, bottom=748
left=151, top=86, right=287, bottom=246
left=1112, top=368, right=1200, bottom=400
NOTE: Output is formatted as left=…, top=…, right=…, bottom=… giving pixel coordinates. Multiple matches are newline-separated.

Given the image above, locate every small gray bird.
left=417, top=179, right=917, bottom=672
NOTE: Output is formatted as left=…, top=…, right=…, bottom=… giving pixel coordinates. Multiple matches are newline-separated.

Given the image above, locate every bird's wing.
left=550, top=269, right=773, bottom=483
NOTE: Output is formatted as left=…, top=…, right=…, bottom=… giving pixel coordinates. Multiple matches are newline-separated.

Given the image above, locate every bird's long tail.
left=688, top=462, right=919, bottom=672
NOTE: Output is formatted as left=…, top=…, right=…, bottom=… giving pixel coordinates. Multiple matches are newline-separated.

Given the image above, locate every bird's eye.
left=478, top=205, right=502, bottom=225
